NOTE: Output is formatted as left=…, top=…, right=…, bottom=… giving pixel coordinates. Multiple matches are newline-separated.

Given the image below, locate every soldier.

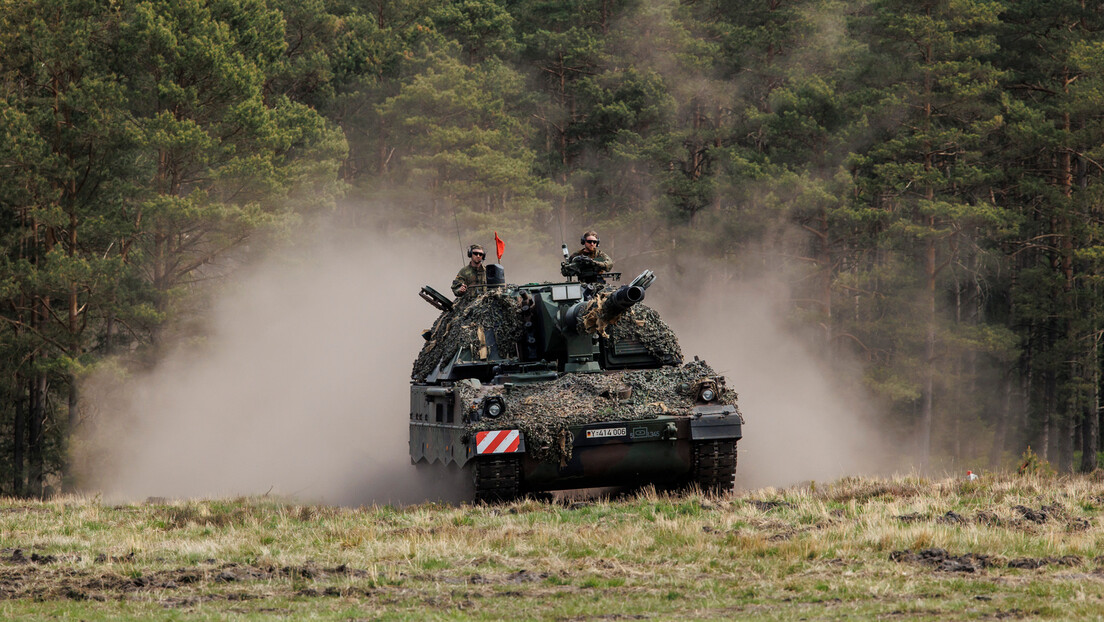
left=452, top=244, right=487, bottom=297
left=568, top=230, right=613, bottom=272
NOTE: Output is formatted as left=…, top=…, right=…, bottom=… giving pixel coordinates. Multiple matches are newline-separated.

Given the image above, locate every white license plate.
left=586, top=427, right=626, bottom=438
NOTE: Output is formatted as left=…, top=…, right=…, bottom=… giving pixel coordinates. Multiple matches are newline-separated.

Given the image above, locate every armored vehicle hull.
left=410, top=269, right=743, bottom=502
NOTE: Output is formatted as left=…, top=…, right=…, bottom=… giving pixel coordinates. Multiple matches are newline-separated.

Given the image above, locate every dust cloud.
left=82, top=221, right=890, bottom=504
left=82, top=227, right=470, bottom=506
left=653, top=271, right=892, bottom=490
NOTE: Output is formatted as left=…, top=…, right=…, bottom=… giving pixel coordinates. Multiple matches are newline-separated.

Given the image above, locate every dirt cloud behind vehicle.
left=79, top=225, right=892, bottom=504
left=79, top=227, right=460, bottom=505
left=653, top=275, right=893, bottom=489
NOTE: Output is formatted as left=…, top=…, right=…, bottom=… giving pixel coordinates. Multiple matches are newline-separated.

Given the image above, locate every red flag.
left=494, top=231, right=505, bottom=260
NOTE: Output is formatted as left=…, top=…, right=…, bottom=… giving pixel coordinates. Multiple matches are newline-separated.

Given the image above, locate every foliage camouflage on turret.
left=605, top=303, right=683, bottom=362
left=412, top=292, right=524, bottom=380
left=413, top=289, right=683, bottom=381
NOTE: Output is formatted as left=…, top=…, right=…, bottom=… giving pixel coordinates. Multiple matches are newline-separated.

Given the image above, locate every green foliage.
left=1017, top=446, right=1055, bottom=477
left=376, top=42, right=554, bottom=246
left=4, top=0, right=1104, bottom=491
left=0, top=0, right=344, bottom=496
left=431, top=0, right=517, bottom=63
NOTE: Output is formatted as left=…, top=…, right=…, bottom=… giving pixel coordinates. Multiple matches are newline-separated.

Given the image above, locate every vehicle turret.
left=413, top=266, right=671, bottom=380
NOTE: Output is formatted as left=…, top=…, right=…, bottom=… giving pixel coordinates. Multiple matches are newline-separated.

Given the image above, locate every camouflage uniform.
left=452, top=264, right=487, bottom=297
left=568, top=247, right=613, bottom=272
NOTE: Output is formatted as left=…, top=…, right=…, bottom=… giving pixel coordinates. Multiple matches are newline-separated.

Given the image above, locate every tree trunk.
left=28, top=372, right=46, bottom=499
left=64, top=375, right=78, bottom=491
left=12, top=378, right=25, bottom=497
left=990, top=374, right=1011, bottom=469
left=919, top=232, right=936, bottom=471
left=1041, top=370, right=1054, bottom=461
left=1057, top=103, right=1075, bottom=472
left=64, top=208, right=79, bottom=491
left=1059, top=400, right=1075, bottom=472
left=1081, top=335, right=1100, bottom=472
left=919, top=50, right=936, bottom=469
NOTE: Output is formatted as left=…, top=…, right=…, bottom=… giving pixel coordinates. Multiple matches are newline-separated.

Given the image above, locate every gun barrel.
left=599, top=285, right=645, bottom=321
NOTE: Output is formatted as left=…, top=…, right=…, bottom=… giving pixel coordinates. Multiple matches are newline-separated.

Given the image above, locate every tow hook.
left=663, top=422, right=678, bottom=440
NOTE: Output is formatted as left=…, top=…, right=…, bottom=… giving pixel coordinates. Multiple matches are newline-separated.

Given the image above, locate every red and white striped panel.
left=475, top=430, right=521, bottom=454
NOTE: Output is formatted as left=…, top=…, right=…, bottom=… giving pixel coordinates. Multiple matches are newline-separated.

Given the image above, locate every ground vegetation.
left=0, top=474, right=1102, bottom=618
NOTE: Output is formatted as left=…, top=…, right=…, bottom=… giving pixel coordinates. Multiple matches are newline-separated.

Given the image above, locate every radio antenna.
left=557, top=197, right=568, bottom=259
left=451, top=202, right=465, bottom=262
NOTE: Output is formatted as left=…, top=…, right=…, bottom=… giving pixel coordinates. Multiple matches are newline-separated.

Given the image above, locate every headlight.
left=696, top=380, right=719, bottom=403
left=483, top=396, right=506, bottom=418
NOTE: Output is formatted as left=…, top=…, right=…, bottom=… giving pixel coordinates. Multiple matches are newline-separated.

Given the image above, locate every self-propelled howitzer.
left=410, top=265, right=742, bottom=501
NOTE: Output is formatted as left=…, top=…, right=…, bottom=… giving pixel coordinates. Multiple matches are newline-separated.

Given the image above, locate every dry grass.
left=1, top=473, right=1103, bottom=619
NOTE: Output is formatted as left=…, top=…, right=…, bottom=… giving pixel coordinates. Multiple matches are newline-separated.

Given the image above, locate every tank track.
left=473, top=455, right=521, bottom=503
left=691, top=440, right=737, bottom=494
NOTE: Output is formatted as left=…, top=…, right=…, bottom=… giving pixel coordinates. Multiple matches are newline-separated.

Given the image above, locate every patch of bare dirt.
left=892, top=505, right=1088, bottom=530
left=889, top=548, right=997, bottom=573
left=465, top=569, right=549, bottom=585
left=937, top=511, right=966, bottom=524
left=1012, top=504, right=1063, bottom=524
left=0, top=556, right=381, bottom=603
left=892, top=548, right=1086, bottom=573
left=1005, top=556, right=1082, bottom=570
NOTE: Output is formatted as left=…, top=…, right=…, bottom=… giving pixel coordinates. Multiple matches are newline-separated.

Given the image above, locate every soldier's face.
left=471, top=251, right=484, bottom=265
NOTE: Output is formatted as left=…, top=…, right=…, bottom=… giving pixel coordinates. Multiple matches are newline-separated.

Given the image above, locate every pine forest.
left=2, top=0, right=1104, bottom=495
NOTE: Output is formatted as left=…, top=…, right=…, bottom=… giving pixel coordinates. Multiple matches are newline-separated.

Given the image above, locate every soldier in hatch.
left=568, top=230, right=613, bottom=273
left=452, top=244, right=487, bottom=297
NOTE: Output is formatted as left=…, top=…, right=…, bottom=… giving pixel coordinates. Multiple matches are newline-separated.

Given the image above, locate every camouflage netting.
left=412, top=292, right=523, bottom=380
left=465, top=359, right=737, bottom=465
left=605, top=303, right=683, bottom=362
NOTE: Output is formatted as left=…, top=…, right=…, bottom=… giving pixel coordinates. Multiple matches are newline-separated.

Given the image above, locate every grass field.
left=2, top=473, right=1104, bottom=620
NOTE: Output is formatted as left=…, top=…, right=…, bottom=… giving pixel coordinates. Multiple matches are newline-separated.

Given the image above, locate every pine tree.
left=851, top=0, right=1010, bottom=469
left=0, top=0, right=153, bottom=494
left=997, top=0, right=1104, bottom=470
left=377, top=43, right=552, bottom=246
left=115, top=0, right=345, bottom=333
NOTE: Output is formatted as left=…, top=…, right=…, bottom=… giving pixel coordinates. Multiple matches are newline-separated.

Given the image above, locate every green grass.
left=0, top=473, right=1103, bottom=619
